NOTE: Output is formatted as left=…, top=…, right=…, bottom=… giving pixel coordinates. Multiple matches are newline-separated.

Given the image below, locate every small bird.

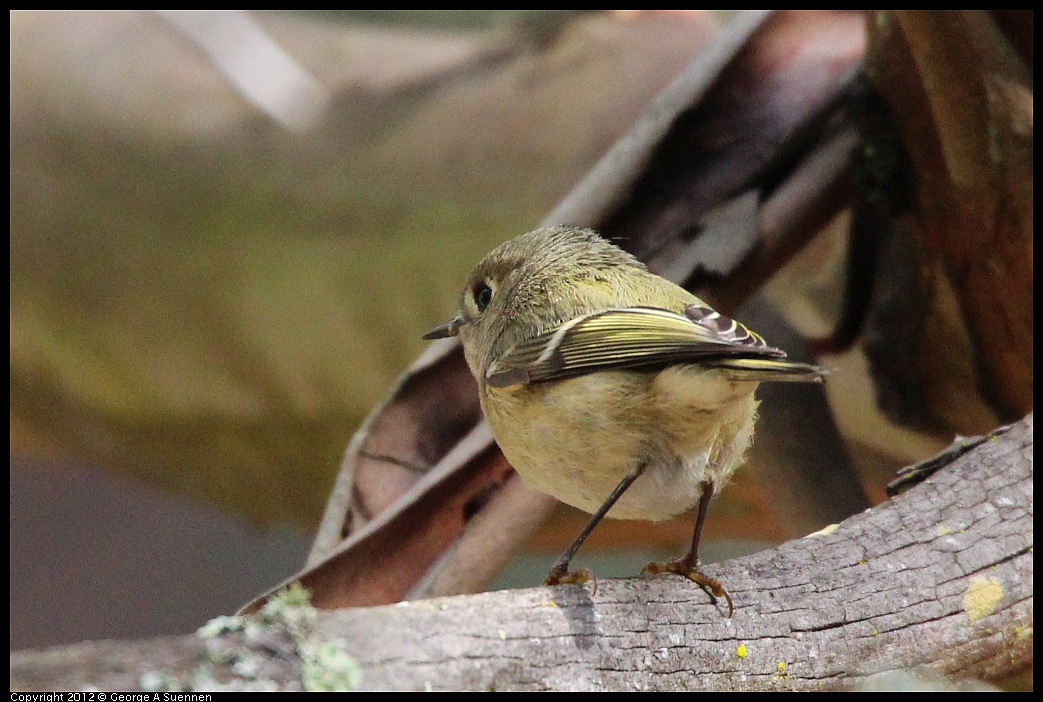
left=424, top=226, right=827, bottom=615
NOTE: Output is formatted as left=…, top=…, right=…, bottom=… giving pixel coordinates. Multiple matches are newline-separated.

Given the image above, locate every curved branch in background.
left=255, top=9, right=869, bottom=615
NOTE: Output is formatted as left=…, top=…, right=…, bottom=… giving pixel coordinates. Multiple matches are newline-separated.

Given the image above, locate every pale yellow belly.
left=483, top=367, right=759, bottom=521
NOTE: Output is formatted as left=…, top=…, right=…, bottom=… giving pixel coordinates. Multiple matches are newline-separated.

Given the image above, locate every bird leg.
left=642, top=478, right=733, bottom=617
left=544, top=463, right=647, bottom=590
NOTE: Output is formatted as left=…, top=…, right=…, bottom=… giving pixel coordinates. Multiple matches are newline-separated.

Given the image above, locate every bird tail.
left=707, top=357, right=829, bottom=383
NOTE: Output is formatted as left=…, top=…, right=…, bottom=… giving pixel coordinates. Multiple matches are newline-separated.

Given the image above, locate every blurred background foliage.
left=11, top=10, right=721, bottom=524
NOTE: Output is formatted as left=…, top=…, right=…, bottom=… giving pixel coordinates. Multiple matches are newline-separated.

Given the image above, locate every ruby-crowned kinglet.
left=424, top=226, right=826, bottom=615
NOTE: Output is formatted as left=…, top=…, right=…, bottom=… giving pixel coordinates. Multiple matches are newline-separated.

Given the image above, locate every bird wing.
left=486, top=306, right=824, bottom=388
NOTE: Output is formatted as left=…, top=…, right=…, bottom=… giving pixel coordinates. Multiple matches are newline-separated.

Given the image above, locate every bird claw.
left=544, top=567, right=597, bottom=594
left=642, top=557, right=733, bottom=617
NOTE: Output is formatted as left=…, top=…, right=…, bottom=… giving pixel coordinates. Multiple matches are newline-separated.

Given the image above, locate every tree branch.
left=11, top=415, right=1031, bottom=691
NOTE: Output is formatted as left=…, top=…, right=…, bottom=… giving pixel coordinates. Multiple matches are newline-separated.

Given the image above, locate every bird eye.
left=474, top=283, right=493, bottom=311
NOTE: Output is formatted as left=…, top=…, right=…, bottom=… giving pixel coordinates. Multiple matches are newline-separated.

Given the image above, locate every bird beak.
left=422, top=316, right=464, bottom=340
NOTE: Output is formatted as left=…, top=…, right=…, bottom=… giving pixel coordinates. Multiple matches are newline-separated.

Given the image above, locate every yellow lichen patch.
left=736, top=644, right=748, bottom=659
left=805, top=523, right=840, bottom=538
left=777, top=661, right=787, bottom=672
left=962, top=576, right=1003, bottom=622
left=936, top=524, right=953, bottom=536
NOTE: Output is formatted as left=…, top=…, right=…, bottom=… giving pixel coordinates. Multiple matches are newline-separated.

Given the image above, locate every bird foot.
left=543, top=566, right=597, bottom=594
left=642, top=557, right=733, bottom=617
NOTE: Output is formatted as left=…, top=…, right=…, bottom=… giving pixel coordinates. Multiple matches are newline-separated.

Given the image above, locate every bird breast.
left=482, top=366, right=759, bottom=521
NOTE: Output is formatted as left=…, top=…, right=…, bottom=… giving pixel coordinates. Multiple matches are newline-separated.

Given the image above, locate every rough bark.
left=12, top=414, right=1031, bottom=691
